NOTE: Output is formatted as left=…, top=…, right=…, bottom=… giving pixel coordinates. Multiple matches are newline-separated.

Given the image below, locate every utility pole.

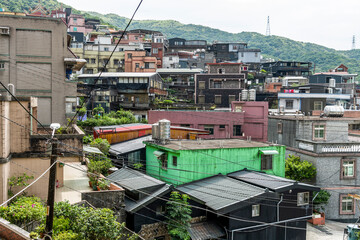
left=44, top=138, right=58, bottom=240
left=352, top=35, right=356, bottom=50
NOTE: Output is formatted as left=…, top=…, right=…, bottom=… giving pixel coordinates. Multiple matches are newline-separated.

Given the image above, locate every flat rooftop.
left=268, top=115, right=359, bottom=121
left=146, top=139, right=275, bottom=150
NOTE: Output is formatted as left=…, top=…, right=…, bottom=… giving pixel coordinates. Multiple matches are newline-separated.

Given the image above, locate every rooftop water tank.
left=159, top=119, right=171, bottom=141
left=323, top=105, right=344, bottom=117
left=241, top=89, right=248, bottom=101
left=152, top=123, right=160, bottom=140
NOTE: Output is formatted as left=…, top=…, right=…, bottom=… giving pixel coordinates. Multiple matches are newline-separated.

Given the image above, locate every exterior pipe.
left=230, top=215, right=312, bottom=238
left=277, top=194, right=283, bottom=222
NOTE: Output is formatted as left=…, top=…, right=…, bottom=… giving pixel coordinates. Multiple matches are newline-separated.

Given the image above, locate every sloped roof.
left=176, top=175, right=268, bottom=214
left=188, top=221, right=226, bottom=240
left=109, top=136, right=152, bottom=155
left=108, top=167, right=165, bottom=191
left=228, top=170, right=320, bottom=192
left=125, top=184, right=171, bottom=213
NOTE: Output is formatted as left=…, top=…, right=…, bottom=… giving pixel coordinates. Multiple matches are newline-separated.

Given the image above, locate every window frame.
left=340, top=194, right=355, bottom=215
left=199, top=81, right=206, bottom=89
left=341, top=159, right=356, bottom=179
left=285, top=100, right=294, bottom=109
left=297, top=192, right=310, bottom=206
left=233, top=125, right=242, bottom=136
left=203, top=125, right=214, bottom=135
left=198, top=95, right=205, bottom=104
left=172, top=156, right=178, bottom=167
left=229, top=95, right=236, bottom=104
left=160, top=153, right=168, bottom=170
left=313, top=124, right=326, bottom=140
left=261, top=154, right=273, bottom=170
left=252, top=204, right=260, bottom=217
left=313, top=101, right=323, bottom=111
left=215, top=95, right=222, bottom=104
left=277, top=122, right=283, bottom=134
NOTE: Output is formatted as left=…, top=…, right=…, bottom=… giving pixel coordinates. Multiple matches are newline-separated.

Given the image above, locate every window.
left=0, top=62, right=5, bottom=70
left=135, top=63, right=140, bottom=68
left=215, top=95, right=222, bottom=104
left=65, top=97, right=77, bottom=114
left=86, top=69, right=93, bottom=74
left=145, top=62, right=150, bottom=69
left=218, top=68, right=225, bottom=74
left=73, top=27, right=77, bottom=32
left=169, top=57, right=173, bottom=61
left=91, top=58, right=96, bottom=64
left=153, top=48, right=158, bottom=54
left=203, top=125, right=214, bottom=135
left=198, top=95, right=205, bottom=104
left=313, top=124, right=325, bottom=139
left=255, top=52, right=258, bottom=57
left=214, top=81, right=222, bottom=89
left=277, top=122, right=283, bottom=134
left=127, top=53, right=132, bottom=59
left=219, top=125, right=226, bottom=129
left=104, top=47, right=109, bottom=51
left=173, top=156, right=177, bottom=166
left=285, top=100, right=293, bottom=109
left=84, top=58, right=89, bottom=63
left=156, top=205, right=166, bottom=216
left=160, top=153, right=168, bottom=170
left=314, top=101, right=323, bottom=111
left=340, top=195, right=355, bottom=214
left=297, top=192, right=310, bottom=206
left=261, top=155, right=273, bottom=170
left=252, top=204, right=260, bottom=217
left=229, top=95, right=236, bottom=103
left=199, top=81, right=205, bottom=89
left=73, top=18, right=77, bottom=23
left=233, top=125, right=242, bottom=136
left=114, top=59, right=119, bottom=65
left=342, top=159, right=356, bottom=179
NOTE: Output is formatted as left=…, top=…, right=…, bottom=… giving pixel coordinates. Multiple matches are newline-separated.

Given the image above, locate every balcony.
left=297, top=139, right=360, bottom=154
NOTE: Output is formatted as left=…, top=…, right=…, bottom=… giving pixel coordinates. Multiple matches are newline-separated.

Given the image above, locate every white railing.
left=322, top=145, right=360, bottom=153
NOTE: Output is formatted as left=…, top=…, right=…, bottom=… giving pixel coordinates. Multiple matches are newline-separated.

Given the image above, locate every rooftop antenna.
left=266, top=16, right=271, bottom=36
left=352, top=35, right=356, bottom=50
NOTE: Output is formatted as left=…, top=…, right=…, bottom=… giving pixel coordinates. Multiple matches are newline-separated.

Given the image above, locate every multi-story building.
left=0, top=13, right=84, bottom=124
left=261, top=61, right=312, bottom=77
left=209, top=42, right=261, bottom=64
left=77, top=72, right=167, bottom=118
left=67, top=14, right=86, bottom=33
left=148, top=101, right=268, bottom=142
left=124, top=50, right=157, bottom=72
left=268, top=114, right=360, bottom=220
left=195, top=63, right=248, bottom=107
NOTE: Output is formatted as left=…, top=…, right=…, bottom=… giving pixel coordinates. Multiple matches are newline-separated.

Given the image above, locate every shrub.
left=285, top=155, right=316, bottom=182
left=90, top=138, right=110, bottom=155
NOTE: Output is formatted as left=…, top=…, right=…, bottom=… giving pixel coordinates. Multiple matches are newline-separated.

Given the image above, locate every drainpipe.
left=277, top=194, right=283, bottom=222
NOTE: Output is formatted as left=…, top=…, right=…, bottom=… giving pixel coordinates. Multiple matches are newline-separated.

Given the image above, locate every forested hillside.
left=2, top=0, right=360, bottom=74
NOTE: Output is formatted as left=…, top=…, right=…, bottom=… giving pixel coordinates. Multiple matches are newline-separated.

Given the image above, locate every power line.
left=67, top=0, right=144, bottom=126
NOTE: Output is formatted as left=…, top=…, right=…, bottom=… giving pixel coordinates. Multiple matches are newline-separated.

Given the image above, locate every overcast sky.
left=59, top=0, right=360, bottom=50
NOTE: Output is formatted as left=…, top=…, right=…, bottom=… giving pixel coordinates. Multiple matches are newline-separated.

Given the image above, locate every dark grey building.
left=262, top=61, right=312, bottom=77
left=268, top=115, right=360, bottom=220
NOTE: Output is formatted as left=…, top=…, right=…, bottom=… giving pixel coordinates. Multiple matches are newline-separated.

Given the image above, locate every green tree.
left=313, top=189, right=331, bottom=212
left=166, top=191, right=192, bottom=240
left=247, top=73, right=254, bottom=80
left=8, top=173, right=34, bottom=197
left=78, top=107, right=87, bottom=121
left=92, top=105, right=104, bottom=116
left=90, top=138, right=110, bottom=155
left=285, top=155, right=316, bottom=182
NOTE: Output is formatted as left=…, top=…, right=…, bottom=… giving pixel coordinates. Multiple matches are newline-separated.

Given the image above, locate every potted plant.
left=97, top=178, right=110, bottom=191
left=308, top=190, right=330, bottom=225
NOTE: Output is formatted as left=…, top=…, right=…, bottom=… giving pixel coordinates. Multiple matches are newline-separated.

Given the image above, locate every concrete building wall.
left=238, top=51, right=261, bottom=63
left=149, top=102, right=268, bottom=142
left=0, top=14, right=77, bottom=125
left=286, top=149, right=360, bottom=220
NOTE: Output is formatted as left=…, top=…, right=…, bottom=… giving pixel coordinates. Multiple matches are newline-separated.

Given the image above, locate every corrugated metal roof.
left=125, top=184, right=171, bottom=213
left=109, top=136, right=152, bottom=155
left=188, top=221, right=226, bottom=240
left=108, top=167, right=165, bottom=191
left=228, top=170, right=320, bottom=192
left=177, top=175, right=266, bottom=213
left=83, top=145, right=104, bottom=155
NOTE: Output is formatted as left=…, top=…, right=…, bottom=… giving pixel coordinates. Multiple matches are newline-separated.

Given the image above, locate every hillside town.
left=1, top=2, right=360, bottom=240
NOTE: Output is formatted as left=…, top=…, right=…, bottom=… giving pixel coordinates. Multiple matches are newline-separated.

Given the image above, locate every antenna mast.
left=352, top=35, right=356, bottom=50
left=266, top=16, right=271, bottom=36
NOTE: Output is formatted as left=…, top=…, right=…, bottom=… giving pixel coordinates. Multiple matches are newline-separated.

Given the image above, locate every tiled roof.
left=188, top=221, right=226, bottom=240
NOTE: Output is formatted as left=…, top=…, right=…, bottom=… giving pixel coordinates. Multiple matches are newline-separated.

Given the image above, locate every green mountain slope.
left=2, top=0, right=360, bottom=75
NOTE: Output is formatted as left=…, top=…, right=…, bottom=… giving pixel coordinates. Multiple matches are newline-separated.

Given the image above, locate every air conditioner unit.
left=327, top=88, right=333, bottom=94
left=0, top=27, right=10, bottom=35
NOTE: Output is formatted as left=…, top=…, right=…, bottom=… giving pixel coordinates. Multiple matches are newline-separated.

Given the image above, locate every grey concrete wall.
left=0, top=15, right=77, bottom=125
left=287, top=149, right=360, bottom=220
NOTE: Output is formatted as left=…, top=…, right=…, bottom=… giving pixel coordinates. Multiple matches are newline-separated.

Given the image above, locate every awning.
left=259, top=150, right=279, bottom=155
left=64, top=58, right=87, bottom=71
left=188, top=221, right=226, bottom=240
left=153, top=150, right=165, bottom=157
